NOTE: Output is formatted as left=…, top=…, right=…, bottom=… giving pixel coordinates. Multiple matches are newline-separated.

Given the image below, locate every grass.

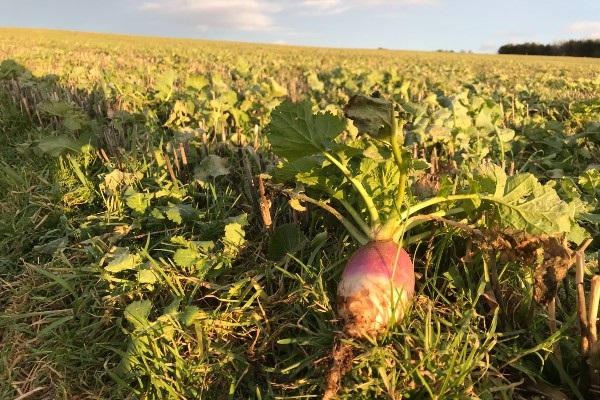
left=0, top=28, right=599, bottom=399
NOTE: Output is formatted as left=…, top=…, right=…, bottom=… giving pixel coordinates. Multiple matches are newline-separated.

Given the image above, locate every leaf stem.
left=368, top=108, right=408, bottom=242
left=395, top=208, right=474, bottom=242
left=389, top=107, right=407, bottom=212
left=335, top=196, right=373, bottom=237
left=322, top=152, right=380, bottom=230
left=400, top=193, right=480, bottom=221
left=283, top=189, right=369, bottom=245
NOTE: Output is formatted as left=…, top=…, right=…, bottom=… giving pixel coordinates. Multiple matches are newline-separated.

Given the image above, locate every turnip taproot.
left=337, top=240, right=414, bottom=337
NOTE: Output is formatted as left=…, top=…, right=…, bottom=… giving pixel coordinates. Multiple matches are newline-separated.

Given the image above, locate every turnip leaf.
left=473, top=166, right=574, bottom=235
left=343, top=94, right=394, bottom=138
left=267, top=100, right=345, bottom=160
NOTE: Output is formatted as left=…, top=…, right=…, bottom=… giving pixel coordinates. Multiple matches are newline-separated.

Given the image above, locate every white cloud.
left=139, top=0, right=281, bottom=32
left=301, top=0, right=349, bottom=14
left=566, top=21, right=600, bottom=39
left=300, top=0, right=436, bottom=15
left=139, top=0, right=435, bottom=33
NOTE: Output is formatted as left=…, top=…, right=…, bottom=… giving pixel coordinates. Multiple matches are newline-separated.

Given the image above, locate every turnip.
left=265, top=92, right=578, bottom=399
left=337, top=240, right=414, bottom=338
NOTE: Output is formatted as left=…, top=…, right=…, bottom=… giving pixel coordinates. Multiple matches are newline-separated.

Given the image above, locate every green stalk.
left=389, top=107, right=407, bottom=212
left=394, top=207, right=466, bottom=242
left=283, top=189, right=369, bottom=245
left=400, top=193, right=480, bottom=221
left=335, top=196, right=373, bottom=238
left=372, top=108, right=407, bottom=242
left=322, top=152, right=380, bottom=230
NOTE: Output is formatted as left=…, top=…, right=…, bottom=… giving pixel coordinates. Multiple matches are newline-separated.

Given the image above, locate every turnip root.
left=323, top=240, right=414, bottom=399
left=337, top=240, right=415, bottom=337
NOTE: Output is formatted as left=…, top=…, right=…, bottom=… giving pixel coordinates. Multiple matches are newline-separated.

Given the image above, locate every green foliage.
left=267, top=99, right=345, bottom=160
left=1, top=28, right=599, bottom=400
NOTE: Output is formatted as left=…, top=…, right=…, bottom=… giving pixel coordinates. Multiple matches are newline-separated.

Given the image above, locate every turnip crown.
left=337, top=240, right=415, bottom=338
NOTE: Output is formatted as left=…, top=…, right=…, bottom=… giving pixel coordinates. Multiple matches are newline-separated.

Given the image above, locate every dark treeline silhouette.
left=498, top=39, right=600, bottom=58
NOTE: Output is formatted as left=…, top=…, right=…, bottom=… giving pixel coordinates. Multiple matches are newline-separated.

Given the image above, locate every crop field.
left=1, top=28, right=600, bottom=399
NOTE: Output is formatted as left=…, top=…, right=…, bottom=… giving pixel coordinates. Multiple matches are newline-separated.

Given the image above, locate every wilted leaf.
left=289, top=198, right=307, bottom=212
left=343, top=94, right=394, bottom=139
left=195, top=155, right=230, bottom=186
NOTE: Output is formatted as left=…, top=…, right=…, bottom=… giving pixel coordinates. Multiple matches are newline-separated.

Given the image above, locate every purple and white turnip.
left=337, top=239, right=414, bottom=338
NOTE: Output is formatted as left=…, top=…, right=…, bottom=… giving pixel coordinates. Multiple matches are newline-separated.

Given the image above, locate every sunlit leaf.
left=105, top=250, right=142, bottom=273
left=266, top=100, right=345, bottom=160
left=126, top=192, right=151, bottom=213
left=179, top=306, right=201, bottom=326
left=37, top=135, right=88, bottom=156
left=124, top=300, right=152, bottom=329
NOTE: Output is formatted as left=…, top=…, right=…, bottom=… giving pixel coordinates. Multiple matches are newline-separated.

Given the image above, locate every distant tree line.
left=498, top=39, right=600, bottom=58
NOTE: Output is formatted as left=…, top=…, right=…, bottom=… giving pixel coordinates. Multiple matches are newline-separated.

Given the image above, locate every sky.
left=1, top=0, right=600, bottom=53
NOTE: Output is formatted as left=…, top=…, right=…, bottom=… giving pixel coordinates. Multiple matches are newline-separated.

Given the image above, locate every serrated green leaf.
left=363, top=143, right=391, bottom=163
left=126, top=192, right=151, bottom=213
left=63, top=116, right=83, bottom=132
left=224, top=222, right=246, bottom=255
left=226, top=213, right=248, bottom=227
left=36, top=101, right=82, bottom=117
left=185, top=74, right=209, bottom=91
left=173, top=248, right=202, bottom=268
left=425, top=125, right=451, bottom=142
left=270, top=156, right=324, bottom=183
left=33, top=236, right=69, bottom=254
left=268, top=77, right=288, bottom=97
left=496, top=128, right=515, bottom=143
left=579, top=169, right=600, bottom=194
left=105, top=250, right=142, bottom=273
left=179, top=305, right=201, bottom=326
left=137, top=268, right=157, bottom=284
left=579, top=212, right=600, bottom=224
left=155, top=69, right=176, bottom=101
left=266, top=100, right=345, bottom=160
left=163, top=298, right=181, bottom=315
left=160, top=203, right=197, bottom=225
left=124, top=300, right=152, bottom=329
left=472, top=163, right=507, bottom=196
left=489, top=173, right=573, bottom=235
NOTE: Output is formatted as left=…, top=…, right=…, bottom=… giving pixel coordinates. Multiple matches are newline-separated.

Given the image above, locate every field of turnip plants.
left=1, top=28, right=600, bottom=399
